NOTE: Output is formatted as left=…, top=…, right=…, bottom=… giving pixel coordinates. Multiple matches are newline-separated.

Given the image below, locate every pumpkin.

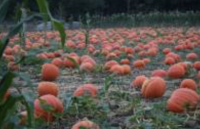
left=104, top=60, right=118, bottom=71
left=110, top=65, right=124, bottom=75
left=133, top=60, right=145, bottom=69
left=37, top=82, right=59, bottom=97
left=42, top=63, right=59, bottom=81
left=151, top=69, right=167, bottom=78
left=180, top=79, right=197, bottom=91
left=73, top=84, right=98, bottom=97
left=80, top=62, right=95, bottom=72
left=186, top=53, right=198, bottom=60
left=167, top=88, right=200, bottom=113
left=120, top=59, right=130, bottom=65
left=163, top=48, right=171, bottom=55
left=143, top=58, right=151, bottom=64
left=194, top=61, right=200, bottom=71
left=164, top=57, right=175, bottom=65
left=51, top=58, right=63, bottom=68
left=34, top=94, right=63, bottom=122
left=167, top=64, right=185, bottom=79
left=63, top=56, right=80, bottom=68
left=141, top=77, right=166, bottom=98
left=131, top=75, right=147, bottom=88
left=71, top=120, right=100, bottom=129
left=122, top=65, right=131, bottom=74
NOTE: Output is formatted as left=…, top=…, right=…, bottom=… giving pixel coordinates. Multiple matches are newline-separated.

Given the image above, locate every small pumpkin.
left=180, top=79, right=197, bottom=91
left=42, top=63, right=59, bottom=81
left=141, top=77, right=166, bottom=98
left=71, top=120, right=100, bottom=129
left=120, top=59, right=130, bottom=65
left=51, top=58, right=63, bottom=68
left=131, top=75, right=147, bottom=88
left=186, top=53, right=198, bottom=61
left=104, top=60, right=118, bottom=71
left=164, top=57, right=175, bottom=65
left=133, top=60, right=145, bottom=69
left=34, top=94, right=63, bottom=122
left=110, top=65, right=124, bottom=75
left=194, top=61, right=200, bottom=71
left=151, top=69, right=167, bottom=78
left=73, top=84, right=98, bottom=97
left=122, top=65, right=131, bottom=75
left=80, top=62, right=95, bottom=72
left=37, top=82, right=59, bottom=97
left=167, top=64, right=185, bottom=79
left=167, top=88, right=200, bottom=113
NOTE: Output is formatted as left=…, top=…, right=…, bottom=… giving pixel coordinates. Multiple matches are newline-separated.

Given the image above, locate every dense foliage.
left=6, top=0, right=200, bottom=20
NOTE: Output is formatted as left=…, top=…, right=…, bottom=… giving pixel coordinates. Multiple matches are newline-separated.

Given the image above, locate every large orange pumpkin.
left=71, top=120, right=100, bottom=129
left=34, top=95, right=63, bottom=122
left=73, top=84, right=98, bottom=97
left=42, top=63, right=59, bottom=81
left=167, top=88, right=200, bottom=113
left=37, top=82, right=59, bottom=97
left=180, top=79, right=197, bottom=91
left=141, top=77, right=166, bottom=98
left=167, top=64, right=185, bottom=79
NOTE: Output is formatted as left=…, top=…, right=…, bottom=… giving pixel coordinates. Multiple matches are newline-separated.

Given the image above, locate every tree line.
left=7, top=0, right=200, bottom=20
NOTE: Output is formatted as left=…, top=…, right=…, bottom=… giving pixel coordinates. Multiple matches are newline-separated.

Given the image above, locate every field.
left=2, top=27, right=200, bottom=129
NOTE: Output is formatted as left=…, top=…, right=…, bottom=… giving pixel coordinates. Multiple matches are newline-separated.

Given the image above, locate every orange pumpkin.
left=73, top=84, right=98, bottom=97
left=186, top=53, right=198, bottom=60
left=110, top=65, right=124, bottom=75
left=167, top=64, right=185, bottom=79
left=42, top=63, right=59, bottom=81
left=143, top=58, right=151, bottom=64
left=80, top=62, right=95, bottom=72
left=37, top=82, right=59, bottom=97
left=133, top=60, right=145, bottom=69
left=194, top=61, right=200, bottom=71
left=164, top=57, right=175, bottom=65
left=34, top=94, right=63, bottom=122
left=180, top=79, right=197, bottom=91
left=51, top=58, right=63, bottom=68
left=122, top=65, right=131, bottom=75
left=104, top=60, right=118, bottom=71
left=63, top=56, right=80, bottom=68
left=162, top=48, right=171, bottom=55
left=120, top=59, right=130, bottom=65
left=71, top=120, right=100, bottom=129
left=131, top=75, right=147, bottom=88
left=167, top=88, right=200, bottom=113
left=141, top=77, right=166, bottom=98
left=151, top=69, right=167, bottom=78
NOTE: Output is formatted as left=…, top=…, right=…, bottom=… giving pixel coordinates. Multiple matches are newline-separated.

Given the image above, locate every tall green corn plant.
left=0, top=0, right=66, bottom=128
